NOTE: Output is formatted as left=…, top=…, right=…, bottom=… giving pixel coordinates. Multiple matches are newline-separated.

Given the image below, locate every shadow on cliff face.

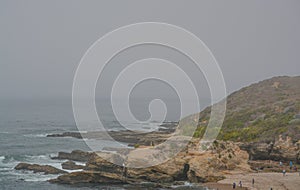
left=175, top=163, right=190, bottom=181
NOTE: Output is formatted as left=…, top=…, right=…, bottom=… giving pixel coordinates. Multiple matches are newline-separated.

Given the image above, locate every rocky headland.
left=14, top=76, right=300, bottom=189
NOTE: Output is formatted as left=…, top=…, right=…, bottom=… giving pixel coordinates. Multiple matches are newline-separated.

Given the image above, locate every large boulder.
left=187, top=141, right=251, bottom=183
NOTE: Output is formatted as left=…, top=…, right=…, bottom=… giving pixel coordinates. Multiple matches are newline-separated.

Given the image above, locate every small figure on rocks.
left=233, top=182, right=236, bottom=189
left=122, top=162, right=128, bottom=181
left=239, top=181, right=242, bottom=187
left=252, top=178, right=255, bottom=186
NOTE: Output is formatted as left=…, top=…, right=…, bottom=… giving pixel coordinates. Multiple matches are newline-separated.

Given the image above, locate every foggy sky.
left=1, top=0, right=299, bottom=99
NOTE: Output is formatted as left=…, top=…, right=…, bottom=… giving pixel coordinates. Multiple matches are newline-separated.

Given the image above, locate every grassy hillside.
left=195, top=76, right=300, bottom=143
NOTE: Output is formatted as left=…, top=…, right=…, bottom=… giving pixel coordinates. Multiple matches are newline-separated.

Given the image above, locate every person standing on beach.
left=239, top=181, right=242, bottom=187
left=289, top=161, right=293, bottom=170
left=283, top=169, right=286, bottom=176
left=293, top=165, right=297, bottom=172
left=233, top=182, right=236, bottom=189
left=252, top=178, right=255, bottom=186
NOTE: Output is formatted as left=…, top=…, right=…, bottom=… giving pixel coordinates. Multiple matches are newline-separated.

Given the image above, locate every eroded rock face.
left=186, top=141, right=251, bottom=183
left=49, top=141, right=251, bottom=184
left=85, top=152, right=178, bottom=183
left=15, top=163, right=67, bottom=174
left=239, top=135, right=300, bottom=163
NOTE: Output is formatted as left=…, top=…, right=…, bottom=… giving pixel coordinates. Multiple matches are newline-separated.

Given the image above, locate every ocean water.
left=0, top=98, right=209, bottom=190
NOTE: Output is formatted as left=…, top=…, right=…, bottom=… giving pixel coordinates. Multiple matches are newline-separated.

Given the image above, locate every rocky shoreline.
left=14, top=126, right=300, bottom=189
left=12, top=124, right=300, bottom=189
left=15, top=140, right=251, bottom=187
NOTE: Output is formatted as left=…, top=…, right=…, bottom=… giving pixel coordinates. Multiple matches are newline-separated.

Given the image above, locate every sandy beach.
left=205, top=182, right=247, bottom=190
left=206, top=172, right=300, bottom=190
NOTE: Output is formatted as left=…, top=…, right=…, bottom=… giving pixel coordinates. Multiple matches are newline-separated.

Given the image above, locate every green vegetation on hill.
left=194, top=76, right=300, bottom=143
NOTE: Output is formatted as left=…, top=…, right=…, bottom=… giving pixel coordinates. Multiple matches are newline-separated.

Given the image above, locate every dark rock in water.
left=48, top=171, right=126, bottom=184
left=61, top=161, right=86, bottom=170
left=51, top=150, right=93, bottom=162
left=47, top=129, right=173, bottom=147
left=47, top=132, right=83, bottom=139
left=15, top=163, right=67, bottom=174
left=47, top=122, right=178, bottom=149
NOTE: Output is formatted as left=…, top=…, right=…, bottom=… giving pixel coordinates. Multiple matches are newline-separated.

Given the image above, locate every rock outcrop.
left=49, top=141, right=251, bottom=185
left=51, top=150, right=93, bottom=162
left=248, top=159, right=299, bottom=173
left=239, top=135, right=300, bottom=163
left=186, top=140, right=251, bottom=183
left=61, top=161, right=86, bottom=170
left=49, top=171, right=125, bottom=184
left=15, top=163, right=67, bottom=174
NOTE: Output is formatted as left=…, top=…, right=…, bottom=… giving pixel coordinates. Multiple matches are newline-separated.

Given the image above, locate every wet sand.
left=205, top=182, right=247, bottom=190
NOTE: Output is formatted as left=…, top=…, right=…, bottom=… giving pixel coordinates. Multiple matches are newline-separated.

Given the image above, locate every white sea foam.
left=10, top=170, right=60, bottom=182
left=0, top=156, right=18, bottom=169
left=73, top=161, right=85, bottom=166
left=0, top=132, right=10, bottom=134
left=24, top=154, right=66, bottom=170
left=23, top=134, right=48, bottom=138
left=0, top=154, right=69, bottom=182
